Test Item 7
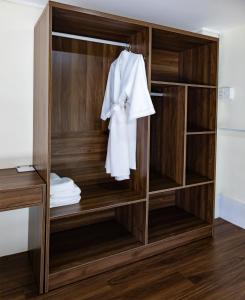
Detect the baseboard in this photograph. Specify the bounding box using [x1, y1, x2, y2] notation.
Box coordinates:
[217, 194, 245, 229]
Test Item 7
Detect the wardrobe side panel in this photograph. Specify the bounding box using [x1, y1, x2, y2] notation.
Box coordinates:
[33, 6, 51, 183]
[33, 5, 51, 293]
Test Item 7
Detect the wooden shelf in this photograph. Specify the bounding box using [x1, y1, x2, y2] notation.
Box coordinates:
[151, 81, 217, 89]
[50, 219, 143, 274]
[50, 182, 145, 220]
[149, 172, 182, 193]
[186, 171, 213, 186]
[148, 206, 209, 243]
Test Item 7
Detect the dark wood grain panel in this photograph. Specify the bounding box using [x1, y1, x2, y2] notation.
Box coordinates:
[152, 49, 180, 82]
[180, 42, 218, 86]
[0, 169, 46, 294]
[49, 220, 143, 274]
[129, 29, 150, 199]
[149, 191, 176, 211]
[33, 7, 51, 290]
[50, 209, 115, 233]
[148, 206, 208, 243]
[115, 202, 147, 243]
[0, 169, 45, 191]
[176, 184, 214, 224]
[152, 28, 214, 52]
[186, 134, 215, 184]
[28, 203, 45, 294]
[51, 37, 118, 138]
[152, 28, 218, 85]
[0, 187, 42, 212]
[51, 35, 149, 196]
[187, 87, 217, 132]
[52, 6, 148, 43]
[150, 85, 185, 191]
[149, 173, 182, 192]
[33, 5, 51, 183]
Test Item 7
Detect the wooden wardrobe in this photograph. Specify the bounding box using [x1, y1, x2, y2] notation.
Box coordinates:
[34, 1, 218, 292]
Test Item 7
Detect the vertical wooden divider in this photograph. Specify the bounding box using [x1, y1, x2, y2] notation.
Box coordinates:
[183, 86, 188, 186]
[129, 27, 152, 245]
[145, 26, 152, 244]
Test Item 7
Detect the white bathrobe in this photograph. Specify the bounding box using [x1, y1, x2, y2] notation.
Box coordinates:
[101, 50, 155, 181]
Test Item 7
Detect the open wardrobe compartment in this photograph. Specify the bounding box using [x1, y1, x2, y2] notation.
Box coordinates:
[33, 1, 218, 292]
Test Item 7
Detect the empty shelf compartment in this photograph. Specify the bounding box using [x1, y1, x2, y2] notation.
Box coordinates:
[151, 28, 218, 85]
[150, 84, 185, 192]
[50, 202, 146, 274]
[186, 134, 215, 185]
[187, 87, 217, 133]
[148, 185, 213, 243]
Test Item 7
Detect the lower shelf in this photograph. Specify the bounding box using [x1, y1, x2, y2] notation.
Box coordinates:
[149, 172, 181, 192]
[148, 206, 209, 243]
[50, 219, 143, 274]
[186, 171, 213, 185]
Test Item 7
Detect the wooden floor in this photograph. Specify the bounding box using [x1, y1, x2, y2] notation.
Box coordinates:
[1, 219, 245, 300]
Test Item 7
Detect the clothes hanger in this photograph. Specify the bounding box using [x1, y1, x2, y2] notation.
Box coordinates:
[124, 44, 132, 52]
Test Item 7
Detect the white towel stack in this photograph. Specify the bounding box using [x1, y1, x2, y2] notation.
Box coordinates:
[50, 173, 81, 208]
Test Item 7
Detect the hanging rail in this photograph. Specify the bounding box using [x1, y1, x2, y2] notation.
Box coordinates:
[52, 32, 130, 48]
[150, 92, 164, 97]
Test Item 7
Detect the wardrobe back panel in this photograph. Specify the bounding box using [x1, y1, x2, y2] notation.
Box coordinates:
[51, 36, 121, 185]
[150, 85, 185, 185]
[176, 184, 214, 224]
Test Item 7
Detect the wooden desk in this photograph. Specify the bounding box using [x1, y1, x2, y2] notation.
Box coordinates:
[0, 168, 46, 294]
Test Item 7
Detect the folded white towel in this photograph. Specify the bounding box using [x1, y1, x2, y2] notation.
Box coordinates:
[50, 195, 81, 208]
[50, 172, 60, 182]
[52, 185, 81, 198]
[51, 189, 81, 202]
[50, 177, 75, 195]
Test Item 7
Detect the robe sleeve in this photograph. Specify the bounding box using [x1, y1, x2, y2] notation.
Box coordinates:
[101, 63, 115, 121]
[126, 55, 155, 121]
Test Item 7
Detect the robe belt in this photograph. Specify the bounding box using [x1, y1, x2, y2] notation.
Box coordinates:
[108, 102, 127, 130]
[110, 103, 125, 115]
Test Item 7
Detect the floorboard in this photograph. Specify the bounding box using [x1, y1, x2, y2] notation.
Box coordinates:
[1, 219, 245, 300]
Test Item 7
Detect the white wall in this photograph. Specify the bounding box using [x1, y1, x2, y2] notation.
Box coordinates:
[0, 1, 42, 256]
[216, 25, 245, 222]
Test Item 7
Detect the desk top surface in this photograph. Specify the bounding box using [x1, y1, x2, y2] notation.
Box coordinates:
[0, 168, 45, 192]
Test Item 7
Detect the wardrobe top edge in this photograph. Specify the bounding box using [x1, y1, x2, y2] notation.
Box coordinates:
[45, 1, 218, 43]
